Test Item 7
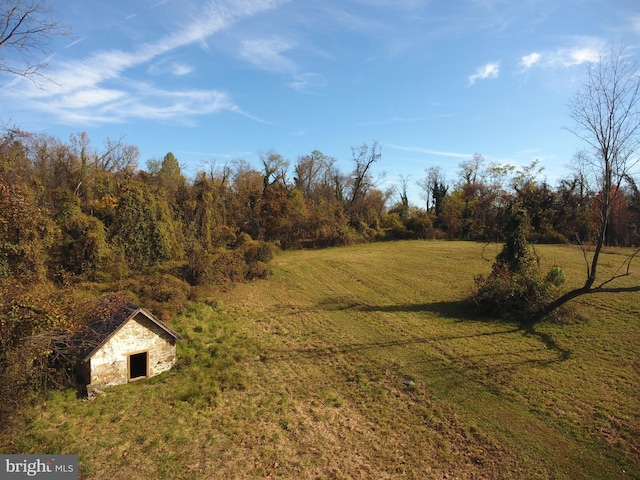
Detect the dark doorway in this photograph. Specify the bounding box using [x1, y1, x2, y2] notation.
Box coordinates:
[129, 352, 148, 380]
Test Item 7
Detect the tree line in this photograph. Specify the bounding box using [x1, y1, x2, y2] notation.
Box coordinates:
[2, 130, 640, 290]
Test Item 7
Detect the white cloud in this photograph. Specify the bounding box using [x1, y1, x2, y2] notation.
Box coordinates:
[17, 82, 238, 126]
[122, 88, 235, 121]
[2, 0, 289, 124]
[239, 36, 296, 72]
[63, 88, 126, 108]
[147, 61, 194, 76]
[171, 63, 193, 76]
[555, 46, 600, 67]
[521, 52, 541, 69]
[65, 36, 88, 49]
[520, 38, 604, 71]
[468, 61, 500, 85]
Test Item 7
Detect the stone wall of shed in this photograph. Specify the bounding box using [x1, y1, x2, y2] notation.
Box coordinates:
[88, 313, 177, 389]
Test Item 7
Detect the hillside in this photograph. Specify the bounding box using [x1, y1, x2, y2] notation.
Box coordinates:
[4, 241, 639, 479]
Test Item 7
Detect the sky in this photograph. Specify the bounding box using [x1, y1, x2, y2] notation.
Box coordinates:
[2, 0, 640, 205]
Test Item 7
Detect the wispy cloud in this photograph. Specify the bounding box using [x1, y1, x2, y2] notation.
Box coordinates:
[386, 144, 472, 159]
[288, 72, 327, 93]
[19, 82, 238, 126]
[520, 37, 604, 70]
[147, 61, 194, 76]
[2, 0, 288, 125]
[468, 61, 500, 85]
[239, 35, 296, 72]
[521, 52, 541, 69]
[65, 36, 88, 49]
[173, 63, 193, 76]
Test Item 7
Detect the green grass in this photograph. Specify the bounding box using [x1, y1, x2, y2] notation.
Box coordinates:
[3, 241, 639, 479]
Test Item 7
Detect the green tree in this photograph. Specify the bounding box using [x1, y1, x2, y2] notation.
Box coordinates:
[0, 167, 58, 282]
[58, 211, 109, 278]
[160, 151, 181, 178]
[110, 180, 181, 267]
[260, 152, 292, 243]
[494, 207, 536, 274]
[230, 160, 264, 239]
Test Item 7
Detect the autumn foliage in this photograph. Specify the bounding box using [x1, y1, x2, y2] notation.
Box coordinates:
[1, 127, 640, 427]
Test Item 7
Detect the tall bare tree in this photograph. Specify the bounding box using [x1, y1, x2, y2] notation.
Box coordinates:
[418, 166, 448, 214]
[539, 46, 640, 318]
[0, 0, 67, 80]
[347, 142, 382, 223]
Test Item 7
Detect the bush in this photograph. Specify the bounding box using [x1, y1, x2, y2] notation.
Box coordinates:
[184, 235, 276, 285]
[380, 213, 409, 240]
[117, 273, 191, 320]
[237, 236, 277, 280]
[546, 265, 566, 287]
[406, 213, 433, 239]
[472, 266, 565, 320]
[0, 283, 79, 432]
[471, 206, 566, 320]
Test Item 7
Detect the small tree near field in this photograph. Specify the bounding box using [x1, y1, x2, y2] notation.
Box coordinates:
[471, 206, 565, 320]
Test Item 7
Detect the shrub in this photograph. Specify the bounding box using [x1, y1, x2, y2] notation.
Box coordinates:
[237, 236, 276, 280]
[184, 235, 276, 286]
[0, 283, 79, 431]
[380, 213, 409, 240]
[471, 206, 566, 320]
[546, 265, 566, 287]
[117, 273, 191, 320]
[406, 213, 434, 239]
[472, 266, 565, 320]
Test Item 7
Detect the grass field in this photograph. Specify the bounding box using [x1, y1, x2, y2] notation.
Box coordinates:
[3, 241, 640, 479]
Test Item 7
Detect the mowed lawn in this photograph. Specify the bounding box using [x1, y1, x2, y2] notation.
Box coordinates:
[5, 241, 640, 479]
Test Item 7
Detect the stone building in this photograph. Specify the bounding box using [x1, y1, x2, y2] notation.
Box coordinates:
[78, 295, 182, 391]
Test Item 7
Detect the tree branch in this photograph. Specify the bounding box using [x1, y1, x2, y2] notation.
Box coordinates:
[0, 0, 69, 81]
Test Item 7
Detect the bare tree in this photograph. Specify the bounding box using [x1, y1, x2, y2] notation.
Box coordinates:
[0, 0, 68, 80]
[346, 141, 384, 224]
[458, 153, 485, 188]
[261, 152, 289, 191]
[539, 46, 640, 318]
[93, 136, 139, 174]
[348, 142, 381, 207]
[418, 166, 448, 213]
[393, 174, 410, 219]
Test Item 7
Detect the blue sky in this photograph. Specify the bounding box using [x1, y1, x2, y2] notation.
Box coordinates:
[2, 0, 640, 204]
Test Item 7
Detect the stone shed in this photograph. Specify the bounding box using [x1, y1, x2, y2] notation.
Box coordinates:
[78, 295, 182, 391]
